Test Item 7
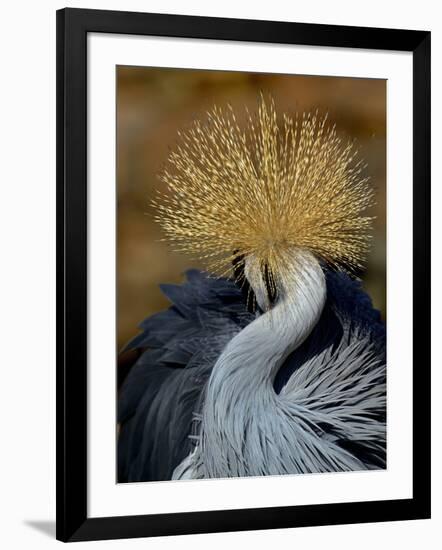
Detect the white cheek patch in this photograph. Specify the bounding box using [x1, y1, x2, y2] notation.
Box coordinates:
[244, 256, 270, 312]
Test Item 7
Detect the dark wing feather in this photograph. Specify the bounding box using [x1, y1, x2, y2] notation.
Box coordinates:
[274, 270, 386, 392]
[274, 270, 386, 469]
[118, 270, 253, 481]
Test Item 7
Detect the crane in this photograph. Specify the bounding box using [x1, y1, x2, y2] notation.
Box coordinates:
[118, 97, 386, 482]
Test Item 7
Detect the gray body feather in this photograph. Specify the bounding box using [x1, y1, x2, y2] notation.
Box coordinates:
[118, 268, 386, 482]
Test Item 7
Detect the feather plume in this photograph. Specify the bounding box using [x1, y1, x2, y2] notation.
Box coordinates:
[153, 96, 374, 285]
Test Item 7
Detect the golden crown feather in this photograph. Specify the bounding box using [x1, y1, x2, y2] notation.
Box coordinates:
[153, 96, 374, 283]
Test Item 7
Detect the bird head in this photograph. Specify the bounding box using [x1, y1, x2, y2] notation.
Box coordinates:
[154, 96, 374, 311]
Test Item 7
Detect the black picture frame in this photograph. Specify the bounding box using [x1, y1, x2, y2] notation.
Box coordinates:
[56, 7, 431, 542]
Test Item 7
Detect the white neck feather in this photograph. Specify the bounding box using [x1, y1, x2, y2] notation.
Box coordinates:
[195, 249, 327, 477]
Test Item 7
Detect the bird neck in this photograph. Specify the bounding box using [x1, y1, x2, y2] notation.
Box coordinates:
[197, 250, 326, 477]
[215, 250, 326, 383]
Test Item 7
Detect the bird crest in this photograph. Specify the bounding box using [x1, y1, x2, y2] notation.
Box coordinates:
[153, 96, 374, 289]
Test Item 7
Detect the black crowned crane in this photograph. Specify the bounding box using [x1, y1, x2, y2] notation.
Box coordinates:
[118, 98, 386, 482]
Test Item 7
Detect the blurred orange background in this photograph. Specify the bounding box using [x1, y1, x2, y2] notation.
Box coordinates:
[117, 66, 386, 350]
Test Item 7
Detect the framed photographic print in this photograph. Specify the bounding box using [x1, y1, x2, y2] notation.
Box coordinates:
[56, 7, 431, 542]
